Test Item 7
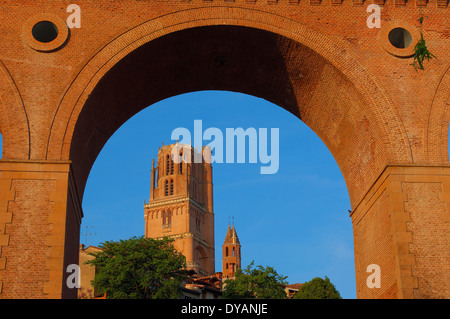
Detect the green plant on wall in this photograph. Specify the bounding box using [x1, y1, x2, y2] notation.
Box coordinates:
[411, 16, 436, 70]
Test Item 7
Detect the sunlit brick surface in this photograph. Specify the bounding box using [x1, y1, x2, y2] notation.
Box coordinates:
[0, 0, 449, 298]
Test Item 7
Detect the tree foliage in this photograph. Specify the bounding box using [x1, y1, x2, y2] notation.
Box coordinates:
[411, 16, 436, 70]
[411, 34, 436, 70]
[221, 261, 288, 299]
[86, 236, 187, 299]
[293, 276, 342, 299]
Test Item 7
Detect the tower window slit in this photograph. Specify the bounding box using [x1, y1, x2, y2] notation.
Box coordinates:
[166, 155, 170, 175]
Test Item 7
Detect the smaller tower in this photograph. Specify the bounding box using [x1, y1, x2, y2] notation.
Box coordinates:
[222, 223, 241, 280]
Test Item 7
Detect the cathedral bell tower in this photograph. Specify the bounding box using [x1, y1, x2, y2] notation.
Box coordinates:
[144, 143, 215, 276]
[222, 223, 241, 280]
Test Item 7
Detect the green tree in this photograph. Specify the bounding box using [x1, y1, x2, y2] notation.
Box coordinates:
[86, 236, 187, 299]
[222, 261, 288, 299]
[293, 276, 342, 299]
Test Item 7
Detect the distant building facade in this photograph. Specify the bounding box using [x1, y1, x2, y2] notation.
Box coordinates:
[144, 143, 215, 276]
[222, 224, 241, 280]
[78, 245, 104, 299]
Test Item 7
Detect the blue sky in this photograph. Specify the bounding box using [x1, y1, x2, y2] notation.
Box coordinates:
[0, 90, 356, 298]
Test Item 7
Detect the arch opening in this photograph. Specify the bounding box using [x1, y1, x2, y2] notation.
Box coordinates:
[80, 90, 355, 298]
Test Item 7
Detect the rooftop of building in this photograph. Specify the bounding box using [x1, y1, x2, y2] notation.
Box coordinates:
[223, 224, 240, 245]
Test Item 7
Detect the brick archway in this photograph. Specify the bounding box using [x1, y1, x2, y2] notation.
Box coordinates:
[0, 2, 449, 299]
[45, 7, 412, 206]
[427, 66, 450, 163]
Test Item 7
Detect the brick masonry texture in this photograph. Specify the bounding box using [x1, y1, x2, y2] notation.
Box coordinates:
[351, 166, 450, 299]
[404, 182, 450, 298]
[0, 0, 449, 298]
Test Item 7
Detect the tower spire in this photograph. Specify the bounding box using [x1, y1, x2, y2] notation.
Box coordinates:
[222, 222, 241, 279]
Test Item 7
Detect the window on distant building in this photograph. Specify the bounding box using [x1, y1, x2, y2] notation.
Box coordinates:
[165, 180, 169, 196]
[162, 211, 172, 228]
[166, 155, 170, 175]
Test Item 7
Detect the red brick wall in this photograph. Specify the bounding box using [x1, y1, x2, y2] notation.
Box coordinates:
[404, 182, 450, 298]
[2, 179, 54, 298]
[352, 166, 450, 299]
[353, 189, 397, 299]
[0, 161, 72, 298]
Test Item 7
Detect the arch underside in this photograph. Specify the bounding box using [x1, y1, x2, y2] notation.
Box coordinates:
[65, 24, 406, 208]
